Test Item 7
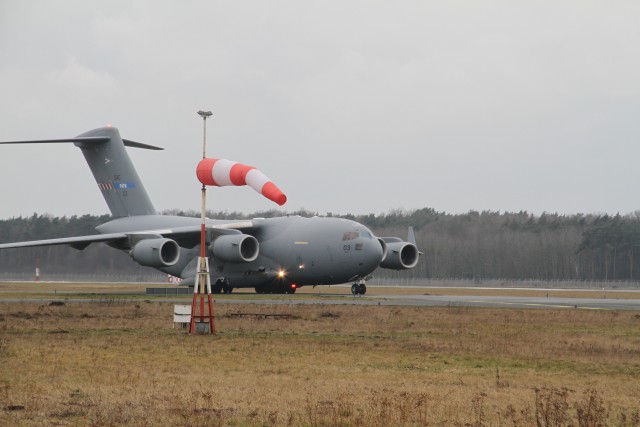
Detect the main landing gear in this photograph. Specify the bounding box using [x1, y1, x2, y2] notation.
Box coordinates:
[351, 280, 367, 295]
[212, 278, 233, 294]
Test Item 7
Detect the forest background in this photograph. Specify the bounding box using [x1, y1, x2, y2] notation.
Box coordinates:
[1, 208, 640, 283]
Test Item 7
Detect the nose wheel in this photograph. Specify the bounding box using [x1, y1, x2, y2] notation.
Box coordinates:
[351, 280, 367, 295]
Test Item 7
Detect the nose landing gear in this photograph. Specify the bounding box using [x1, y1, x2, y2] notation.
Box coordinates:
[351, 280, 367, 295]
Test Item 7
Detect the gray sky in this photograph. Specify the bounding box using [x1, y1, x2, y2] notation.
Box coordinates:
[1, 1, 640, 219]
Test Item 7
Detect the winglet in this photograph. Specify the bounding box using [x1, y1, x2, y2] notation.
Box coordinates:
[407, 226, 423, 255]
[407, 226, 416, 245]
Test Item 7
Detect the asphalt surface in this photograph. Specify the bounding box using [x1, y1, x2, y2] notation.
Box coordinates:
[215, 294, 640, 310]
[2, 293, 640, 310]
[369, 294, 640, 310]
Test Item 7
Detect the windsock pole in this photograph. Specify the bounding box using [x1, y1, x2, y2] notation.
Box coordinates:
[189, 110, 216, 335]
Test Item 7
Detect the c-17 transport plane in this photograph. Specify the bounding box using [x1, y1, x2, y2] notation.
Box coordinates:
[0, 127, 420, 294]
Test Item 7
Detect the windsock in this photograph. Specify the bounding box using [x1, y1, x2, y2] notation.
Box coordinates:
[196, 158, 287, 206]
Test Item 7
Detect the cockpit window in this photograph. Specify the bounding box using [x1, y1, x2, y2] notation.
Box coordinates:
[359, 230, 372, 239]
[342, 231, 359, 241]
[342, 230, 373, 240]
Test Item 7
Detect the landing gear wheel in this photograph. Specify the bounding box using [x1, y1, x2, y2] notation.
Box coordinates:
[212, 280, 223, 294]
[222, 281, 233, 294]
[285, 286, 296, 294]
[351, 282, 367, 295]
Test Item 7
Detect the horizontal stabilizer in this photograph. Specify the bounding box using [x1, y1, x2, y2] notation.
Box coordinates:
[0, 137, 163, 150]
[122, 139, 164, 150]
[0, 137, 109, 145]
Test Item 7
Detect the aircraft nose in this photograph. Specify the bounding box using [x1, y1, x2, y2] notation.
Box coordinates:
[365, 238, 385, 269]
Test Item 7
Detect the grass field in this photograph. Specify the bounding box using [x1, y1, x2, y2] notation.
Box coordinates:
[1, 286, 640, 425]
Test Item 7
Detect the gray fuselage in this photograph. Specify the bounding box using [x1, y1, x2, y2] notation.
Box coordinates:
[97, 214, 384, 289]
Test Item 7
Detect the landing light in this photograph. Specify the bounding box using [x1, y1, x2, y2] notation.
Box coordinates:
[277, 269, 286, 278]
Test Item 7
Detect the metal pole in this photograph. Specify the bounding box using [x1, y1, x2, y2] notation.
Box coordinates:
[190, 110, 215, 335]
[196, 110, 212, 261]
[197, 111, 212, 239]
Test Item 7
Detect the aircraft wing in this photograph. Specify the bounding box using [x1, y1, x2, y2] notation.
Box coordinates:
[0, 222, 253, 251]
[0, 232, 129, 250]
[129, 223, 249, 248]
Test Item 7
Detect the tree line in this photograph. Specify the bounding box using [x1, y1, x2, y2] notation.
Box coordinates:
[2, 209, 640, 282]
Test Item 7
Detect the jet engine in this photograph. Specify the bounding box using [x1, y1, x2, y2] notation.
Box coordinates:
[209, 234, 259, 263]
[130, 238, 180, 267]
[379, 241, 419, 270]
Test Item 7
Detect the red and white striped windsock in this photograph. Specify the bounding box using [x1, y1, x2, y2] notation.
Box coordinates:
[196, 158, 287, 206]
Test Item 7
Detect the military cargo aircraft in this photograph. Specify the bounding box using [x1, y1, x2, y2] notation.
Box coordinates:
[0, 127, 420, 294]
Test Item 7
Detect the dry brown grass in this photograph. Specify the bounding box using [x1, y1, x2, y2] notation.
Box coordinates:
[1, 300, 640, 426]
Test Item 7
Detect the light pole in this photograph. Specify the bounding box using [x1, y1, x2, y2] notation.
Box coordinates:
[189, 110, 215, 334]
[197, 110, 213, 250]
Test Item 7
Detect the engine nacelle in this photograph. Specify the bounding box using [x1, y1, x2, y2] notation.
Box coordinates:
[130, 238, 180, 268]
[377, 238, 388, 261]
[380, 241, 419, 270]
[209, 234, 259, 263]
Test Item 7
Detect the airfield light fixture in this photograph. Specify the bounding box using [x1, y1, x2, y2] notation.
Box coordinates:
[197, 111, 213, 159]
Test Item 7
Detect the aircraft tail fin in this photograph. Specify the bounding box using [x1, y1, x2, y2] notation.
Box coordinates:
[0, 127, 160, 218]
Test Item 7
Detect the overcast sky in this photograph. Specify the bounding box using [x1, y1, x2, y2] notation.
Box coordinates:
[1, 1, 639, 219]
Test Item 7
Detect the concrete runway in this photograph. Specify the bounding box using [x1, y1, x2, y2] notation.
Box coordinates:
[4, 293, 638, 311]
